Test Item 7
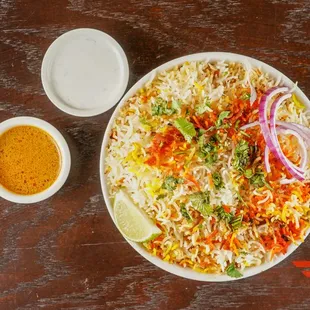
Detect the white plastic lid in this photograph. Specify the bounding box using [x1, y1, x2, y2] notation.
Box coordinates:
[41, 28, 129, 117]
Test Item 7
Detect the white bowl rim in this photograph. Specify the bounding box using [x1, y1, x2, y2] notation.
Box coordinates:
[41, 28, 130, 117]
[100, 52, 310, 282]
[0, 116, 71, 204]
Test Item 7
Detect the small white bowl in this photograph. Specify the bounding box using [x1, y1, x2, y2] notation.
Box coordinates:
[0, 117, 71, 204]
[41, 28, 129, 117]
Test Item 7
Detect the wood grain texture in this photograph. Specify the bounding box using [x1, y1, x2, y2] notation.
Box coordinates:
[0, 0, 310, 309]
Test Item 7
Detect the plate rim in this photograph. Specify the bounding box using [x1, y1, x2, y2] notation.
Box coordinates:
[99, 52, 310, 282]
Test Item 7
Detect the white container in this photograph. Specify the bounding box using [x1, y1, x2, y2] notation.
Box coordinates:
[0, 117, 71, 204]
[41, 28, 129, 117]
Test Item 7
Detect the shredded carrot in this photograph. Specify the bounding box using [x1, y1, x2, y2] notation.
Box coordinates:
[185, 173, 201, 191]
[192, 116, 204, 129]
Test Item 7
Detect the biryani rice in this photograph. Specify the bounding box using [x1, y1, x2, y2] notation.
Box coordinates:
[105, 60, 310, 276]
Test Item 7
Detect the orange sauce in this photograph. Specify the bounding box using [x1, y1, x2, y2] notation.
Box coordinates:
[0, 126, 61, 195]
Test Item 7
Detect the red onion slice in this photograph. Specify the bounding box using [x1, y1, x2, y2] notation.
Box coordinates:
[276, 128, 308, 170]
[241, 120, 310, 147]
[269, 94, 305, 180]
[280, 178, 296, 185]
[240, 121, 259, 130]
[258, 87, 289, 152]
[241, 120, 309, 183]
[277, 121, 310, 147]
[264, 147, 271, 173]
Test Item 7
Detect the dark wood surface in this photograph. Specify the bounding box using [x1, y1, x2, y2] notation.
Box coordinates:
[0, 0, 310, 309]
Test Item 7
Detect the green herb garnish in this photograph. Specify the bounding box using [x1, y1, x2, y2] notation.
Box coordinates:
[233, 140, 250, 171]
[240, 93, 251, 101]
[190, 191, 213, 216]
[174, 118, 196, 142]
[195, 98, 212, 115]
[212, 172, 223, 190]
[244, 168, 254, 179]
[198, 135, 218, 165]
[215, 205, 233, 222]
[198, 128, 206, 137]
[216, 111, 230, 128]
[180, 203, 192, 221]
[240, 130, 250, 138]
[210, 134, 219, 143]
[152, 97, 178, 116]
[236, 191, 246, 205]
[226, 263, 243, 278]
[201, 142, 216, 154]
[249, 170, 272, 190]
[205, 152, 218, 165]
[171, 100, 182, 111]
[162, 176, 183, 191]
[230, 215, 243, 230]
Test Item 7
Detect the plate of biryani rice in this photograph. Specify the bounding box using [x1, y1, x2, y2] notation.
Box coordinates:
[100, 52, 310, 281]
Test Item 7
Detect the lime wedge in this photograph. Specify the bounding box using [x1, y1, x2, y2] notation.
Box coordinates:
[113, 190, 162, 242]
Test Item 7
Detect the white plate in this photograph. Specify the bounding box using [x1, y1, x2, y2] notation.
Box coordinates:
[100, 52, 310, 281]
[41, 28, 129, 117]
[0, 117, 71, 204]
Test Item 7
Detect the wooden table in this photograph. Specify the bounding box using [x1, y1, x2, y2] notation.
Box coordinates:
[0, 0, 309, 309]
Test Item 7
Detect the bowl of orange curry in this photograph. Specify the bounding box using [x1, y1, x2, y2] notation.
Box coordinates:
[0, 117, 71, 203]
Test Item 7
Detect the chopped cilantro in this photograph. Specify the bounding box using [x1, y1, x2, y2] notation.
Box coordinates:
[249, 169, 272, 190]
[198, 128, 206, 137]
[190, 191, 210, 204]
[174, 118, 196, 142]
[171, 100, 182, 111]
[180, 203, 192, 221]
[240, 93, 251, 101]
[198, 135, 218, 165]
[215, 111, 230, 128]
[162, 176, 183, 191]
[215, 205, 233, 222]
[190, 191, 213, 216]
[226, 263, 243, 278]
[240, 130, 250, 138]
[244, 168, 254, 179]
[230, 215, 243, 230]
[209, 134, 219, 143]
[195, 98, 212, 115]
[233, 140, 250, 171]
[201, 142, 216, 154]
[234, 119, 240, 129]
[236, 191, 246, 205]
[152, 97, 178, 116]
[212, 172, 223, 190]
[205, 152, 218, 165]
